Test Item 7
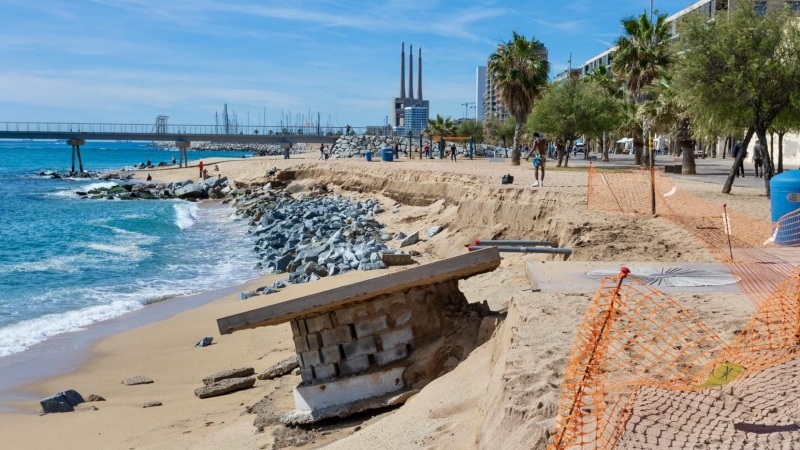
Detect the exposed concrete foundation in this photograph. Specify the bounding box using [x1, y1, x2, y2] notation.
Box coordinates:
[219, 248, 501, 423]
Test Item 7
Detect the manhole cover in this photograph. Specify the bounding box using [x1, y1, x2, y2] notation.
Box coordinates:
[585, 267, 740, 287]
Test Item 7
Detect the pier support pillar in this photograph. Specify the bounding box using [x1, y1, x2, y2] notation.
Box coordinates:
[67, 139, 86, 173]
[176, 141, 190, 168]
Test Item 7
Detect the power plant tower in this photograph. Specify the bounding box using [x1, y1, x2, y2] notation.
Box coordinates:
[392, 42, 429, 129]
[400, 42, 406, 99]
[409, 45, 414, 100]
[417, 47, 423, 100]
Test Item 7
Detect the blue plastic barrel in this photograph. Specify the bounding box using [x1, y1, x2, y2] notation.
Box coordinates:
[770, 170, 800, 244]
[365, 151, 373, 162]
[381, 147, 394, 162]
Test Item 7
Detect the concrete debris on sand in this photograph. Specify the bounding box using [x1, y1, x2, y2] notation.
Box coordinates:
[40, 390, 85, 414]
[195, 377, 256, 399]
[122, 376, 154, 386]
[257, 356, 299, 380]
[203, 367, 256, 386]
[142, 401, 162, 408]
[86, 394, 106, 402]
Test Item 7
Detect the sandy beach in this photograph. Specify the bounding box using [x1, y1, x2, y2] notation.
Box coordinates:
[0, 152, 772, 449]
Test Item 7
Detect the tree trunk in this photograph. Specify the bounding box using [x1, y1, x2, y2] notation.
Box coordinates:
[756, 125, 773, 197]
[778, 131, 785, 174]
[602, 131, 609, 162]
[722, 136, 730, 160]
[511, 116, 523, 166]
[565, 140, 571, 168]
[681, 139, 697, 174]
[633, 137, 644, 165]
[557, 141, 565, 167]
[722, 125, 755, 194]
[770, 131, 775, 168]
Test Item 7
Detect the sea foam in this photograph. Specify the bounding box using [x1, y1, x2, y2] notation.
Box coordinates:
[174, 203, 198, 229]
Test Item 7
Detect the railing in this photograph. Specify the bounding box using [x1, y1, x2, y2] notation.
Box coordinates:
[0, 122, 369, 136]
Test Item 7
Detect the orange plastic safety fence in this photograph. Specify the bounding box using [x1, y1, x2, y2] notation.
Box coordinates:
[551, 268, 800, 449]
[550, 273, 728, 450]
[587, 165, 795, 307]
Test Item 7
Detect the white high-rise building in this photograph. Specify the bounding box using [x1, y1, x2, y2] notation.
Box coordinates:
[404, 106, 428, 133]
[476, 66, 486, 120]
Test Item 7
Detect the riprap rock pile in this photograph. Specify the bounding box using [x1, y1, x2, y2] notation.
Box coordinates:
[234, 185, 401, 285]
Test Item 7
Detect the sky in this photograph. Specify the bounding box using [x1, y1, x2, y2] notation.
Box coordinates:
[0, 0, 697, 127]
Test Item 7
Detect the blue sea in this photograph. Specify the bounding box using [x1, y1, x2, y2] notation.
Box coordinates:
[0, 141, 262, 358]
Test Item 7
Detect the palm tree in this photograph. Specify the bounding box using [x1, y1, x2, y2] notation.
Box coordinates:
[641, 67, 696, 174]
[425, 114, 456, 157]
[488, 32, 550, 165]
[425, 114, 456, 137]
[611, 12, 672, 165]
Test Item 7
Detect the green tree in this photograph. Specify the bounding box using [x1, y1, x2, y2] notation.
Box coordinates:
[585, 65, 624, 161]
[456, 119, 483, 142]
[641, 67, 697, 174]
[674, 0, 800, 196]
[425, 114, 457, 137]
[483, 117, 516, 148]
[611, 11, 672, 165]
[527, 78, 622, 167]
[488, 32, 550, 165]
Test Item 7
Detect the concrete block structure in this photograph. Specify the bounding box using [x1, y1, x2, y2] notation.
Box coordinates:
[217, 248, 501, 423]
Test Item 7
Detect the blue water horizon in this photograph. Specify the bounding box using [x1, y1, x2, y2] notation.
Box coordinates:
[0, 140, 262, 358]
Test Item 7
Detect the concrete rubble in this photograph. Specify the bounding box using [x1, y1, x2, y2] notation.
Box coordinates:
[202, 367, 255, 386]
[217, 248, 502, 423]
[122, 376, 154, 386]
[195, 377, 256, 399]
[257, 356, 300, 380]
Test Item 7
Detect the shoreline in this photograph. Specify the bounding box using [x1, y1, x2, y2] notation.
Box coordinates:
[0, 153, 776, 449]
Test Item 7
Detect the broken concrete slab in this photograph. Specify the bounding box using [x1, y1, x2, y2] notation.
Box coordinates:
[399, 231, 419, 248]
[202, 367, 255, 386]
[257, 356, 300, 380]
[293, 367, 406, 412]
[122, 376, 153, 386]
[217, 248, 501, 333]
[379, 252, 413, 266]
[195, 377, 256, 399]
[142, 401, 162, 408]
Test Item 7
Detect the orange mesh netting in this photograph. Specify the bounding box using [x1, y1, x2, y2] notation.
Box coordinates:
[550, 268, 800, 449]
[586, 165, 799, 306]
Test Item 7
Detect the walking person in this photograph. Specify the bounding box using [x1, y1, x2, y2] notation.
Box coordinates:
[753, 140, 764, 178]
[198, 160, 204, 178]
[525, 132, 548, 187]
[450, 143, 457, 161]
[733, 141, 745, 177]
[319, 144, 326, 160]
[171, 156, 176, 165]
[424, 144, 430, 159]
[394, 142, 399, 159]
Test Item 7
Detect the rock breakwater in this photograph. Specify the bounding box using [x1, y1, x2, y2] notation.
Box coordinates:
[329, 134, 503, 158]
[150, 141, 310, 156]
[233, 183, 403, 286]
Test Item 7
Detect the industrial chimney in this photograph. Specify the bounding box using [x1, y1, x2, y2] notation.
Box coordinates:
[400, 42, 406, 99]
[409, 45, 414, 100]
[417, 48, 422, 100]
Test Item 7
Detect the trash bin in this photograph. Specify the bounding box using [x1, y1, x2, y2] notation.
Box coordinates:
[770, 170, 800, 245]
[380, 147, 394, 162]
[365, 151, 373, 162]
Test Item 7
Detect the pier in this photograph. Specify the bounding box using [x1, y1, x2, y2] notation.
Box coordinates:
[0, 121, 353, 172]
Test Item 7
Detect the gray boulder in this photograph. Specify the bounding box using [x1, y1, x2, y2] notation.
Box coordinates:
[399, 231, 419, 248]
[427, 226, 444, 237]
[40, 390, 85, 414]
[195, 377, 256, 399]
[175, 183, 205, 199]
[358, 261, 388, 271]
[239, 291, 258, 300]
